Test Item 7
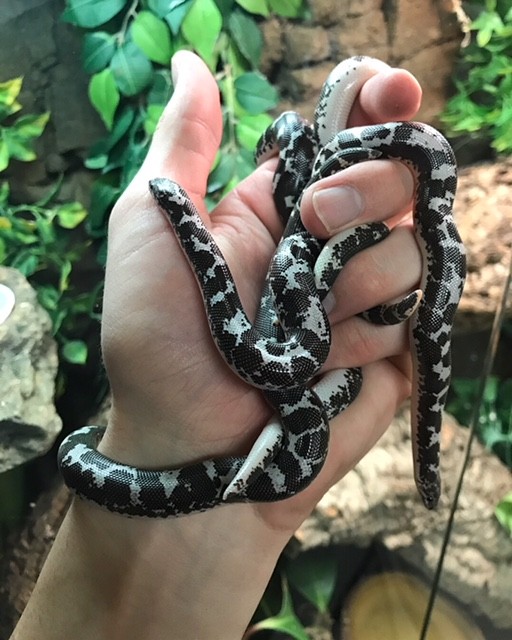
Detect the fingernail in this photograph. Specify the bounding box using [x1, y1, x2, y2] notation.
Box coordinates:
[312, 186, 363, 233]
[171, 54, 180, 85]
[322, 291, 336, 315]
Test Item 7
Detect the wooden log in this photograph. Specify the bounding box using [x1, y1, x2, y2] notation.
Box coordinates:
[296, 406, 512, 636]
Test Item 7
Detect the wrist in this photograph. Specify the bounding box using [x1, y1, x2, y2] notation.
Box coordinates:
[69, 498, 287, 638]
[15, 496, 288, 640]
[97, 402, 213, 470]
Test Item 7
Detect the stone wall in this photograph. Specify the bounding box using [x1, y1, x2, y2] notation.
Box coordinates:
[0, 1, 464, 204]
[0, 0, 103, 204]
[262, 0, 464, 125]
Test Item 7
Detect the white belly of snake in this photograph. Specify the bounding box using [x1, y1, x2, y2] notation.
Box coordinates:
[58, 56, 466, 517]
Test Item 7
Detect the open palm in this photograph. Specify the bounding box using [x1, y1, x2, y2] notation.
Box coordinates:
[99, 51, 422, 529]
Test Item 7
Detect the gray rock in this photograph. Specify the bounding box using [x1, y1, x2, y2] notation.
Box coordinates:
[0, 267, 61, 473]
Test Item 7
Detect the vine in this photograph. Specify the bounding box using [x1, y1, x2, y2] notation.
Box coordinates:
[0, 78, 93, 366]
[441, 0, 512, 153]
[63, 0, 306, 264]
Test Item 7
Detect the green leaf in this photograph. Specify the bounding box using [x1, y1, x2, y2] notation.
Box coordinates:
[144, 103, 165, 135]
[236, 113, 272, 150]
[3, 116, 49, 162]
[497, 378, 512, 417]
[235, 0, 269, 16]
[110, 41, 154, 96]
[207, 152, 236, 192]
[88, 180, 120, 236]
[96, 237, 108, 266]
[181, 0, 223, 69]
[62, 339, 88, 365]
[165, 0, 194, 35]
[55, 202, 88, 229]
[207, 147, 255, 196]
[0, 181, 9, 205]
[234, 72, 278, 114]
[147, 69, 173, 105]
[496, 492, 512, 535]
[35, 214, 56, 245]
[102, 106, 136, 150]
[0, 77, 23, 119]
[59, 259, 73, 292]
[0, 77, 22, 106]
[148, 0, 174, 16]
[0, 237, 6, 264]
[267, 0, 302, 17]
[131, 11, 173, 65]
[119, 140, 148, 186]
[492, 99, 512, 152]
[89, 69, 120, 130]
[82, 32, 116, 73]
[11, 112, 50, 140]
[228, 10, 263, 65]
[0, 137, 9, 172]
[62, 0, 128, 28]
[88, 108, 141, 175]
[248, 579, 309, 640]
[225, 40, 250, 80]
[233, 148, 255, 182]
[11, 250, 39, 276]
[215, 0, 235, 16]
[286, 552, 338, 614]
[91, 110, 144, 178]
[85, 142, 108, 170]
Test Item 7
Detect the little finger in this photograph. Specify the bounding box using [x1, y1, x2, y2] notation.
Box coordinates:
[323, 224, 422, 323]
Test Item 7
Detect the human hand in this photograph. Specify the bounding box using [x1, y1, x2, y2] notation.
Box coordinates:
[13, 52, 425, 640]
[99, 51, 422, 533]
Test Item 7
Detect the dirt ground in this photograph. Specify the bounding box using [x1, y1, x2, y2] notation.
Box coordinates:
[455, 157, 512, 331]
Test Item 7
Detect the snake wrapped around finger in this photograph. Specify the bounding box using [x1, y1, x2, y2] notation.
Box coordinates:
[58, 56, 466, 517]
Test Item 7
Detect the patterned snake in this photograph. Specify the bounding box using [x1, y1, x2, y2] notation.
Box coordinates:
[58, 56, 466, 517]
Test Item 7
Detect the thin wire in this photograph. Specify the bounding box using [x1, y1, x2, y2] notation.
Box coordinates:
[419, 249, 512, 640]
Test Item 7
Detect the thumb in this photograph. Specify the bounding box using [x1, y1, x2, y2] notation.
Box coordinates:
[130, 51, 223, 213]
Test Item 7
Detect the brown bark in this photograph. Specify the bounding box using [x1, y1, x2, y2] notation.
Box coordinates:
[0, 483, 71, 639]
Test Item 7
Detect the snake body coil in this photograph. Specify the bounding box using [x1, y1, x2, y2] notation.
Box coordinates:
[58, 57, 466, 517]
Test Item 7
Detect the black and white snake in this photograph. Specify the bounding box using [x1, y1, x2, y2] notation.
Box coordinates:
[58, 56, 466, 517]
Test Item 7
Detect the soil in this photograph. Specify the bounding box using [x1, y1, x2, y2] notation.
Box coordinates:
[454, 157, 512, 332]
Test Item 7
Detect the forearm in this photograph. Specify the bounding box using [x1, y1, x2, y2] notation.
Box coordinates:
[12, 497, 286, 640]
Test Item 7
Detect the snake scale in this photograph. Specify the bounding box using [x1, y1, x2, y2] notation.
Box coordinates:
[58, 56, 466, 517]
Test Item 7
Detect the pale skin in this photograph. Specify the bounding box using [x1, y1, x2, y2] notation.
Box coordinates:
[12, 52, 423, 640]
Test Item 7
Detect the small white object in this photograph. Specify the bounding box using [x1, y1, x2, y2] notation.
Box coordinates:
[223, 419, 284, 501]
[0, 284, 15, 324]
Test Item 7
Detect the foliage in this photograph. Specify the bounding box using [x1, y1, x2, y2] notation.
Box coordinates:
[246, 553, 338, 638]
[1, 0, 305, 372]
[0, 78, 95, 365]
[447, 376, 512, 466]
[447, 375, 512, 533]
[0, 78, 49, 171]
[62, 0, 306, 264]
[495, 491, 512, 536]
[441, 0, 512, 153]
